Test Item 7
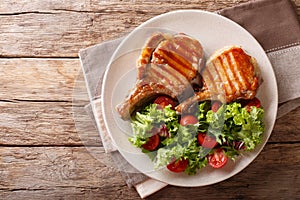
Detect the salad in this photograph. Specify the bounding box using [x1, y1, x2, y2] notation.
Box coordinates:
[129, 96, 264, 175]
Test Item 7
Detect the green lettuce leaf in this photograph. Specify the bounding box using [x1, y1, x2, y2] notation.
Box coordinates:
[205, 101, 264, 151]
[154, 125, 208, 175]
[129, 100, 265, 175]
[129, 104, 179, 148]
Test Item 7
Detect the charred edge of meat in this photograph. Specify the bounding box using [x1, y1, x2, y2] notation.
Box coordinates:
[175, 88, 212, 114]
[116, 82, 177, 120]
[128, 94, 176, 119]
[190, 72, 203, 92]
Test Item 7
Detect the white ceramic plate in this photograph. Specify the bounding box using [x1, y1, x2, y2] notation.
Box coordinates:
[101, 10, 278, 187]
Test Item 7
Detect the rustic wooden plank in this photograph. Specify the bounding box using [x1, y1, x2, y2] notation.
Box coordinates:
[0, 0, 254, 14]
[0, 101, 100, 146]
[0, 189, 138, 200]
[0, 144, 298, 199]
[0, 58, 99, 146]
[0, 59, 80, 101]
[1, 0, 298, 15]
[0, 146, 140, 199]
[271, 106, 300, 143]
[5, 0, 300, 57]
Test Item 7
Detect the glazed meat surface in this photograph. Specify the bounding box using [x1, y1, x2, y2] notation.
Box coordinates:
[175, 46, 261, 113]
[151, 33, 203, 81]
[117, 32, 204, 120]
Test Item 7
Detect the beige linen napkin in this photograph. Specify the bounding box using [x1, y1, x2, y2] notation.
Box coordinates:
[79, 0, 300, 198]
[79, 40, 168, 198]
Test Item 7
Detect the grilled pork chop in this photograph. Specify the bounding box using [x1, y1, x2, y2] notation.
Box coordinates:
[117, 32, 204, 120]
[175, 46, 261, 113]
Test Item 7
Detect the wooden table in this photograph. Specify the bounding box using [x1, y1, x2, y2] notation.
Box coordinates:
[1, 1, 299, 199]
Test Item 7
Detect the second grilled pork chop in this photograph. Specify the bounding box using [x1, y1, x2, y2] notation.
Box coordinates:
[175, 46, 261, 113]
[117, 32, 204, 120]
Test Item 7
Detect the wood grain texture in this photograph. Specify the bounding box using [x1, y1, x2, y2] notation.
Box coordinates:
[0, 59, 79, 101]
[2, 0, 299, 58]
[271, 107, 300, 143]
[0, 58, 99, 146]
[0, 101, 101, 146]
[0, 144, 299, 199]
[0, 0, 299, 199]
[0, 147, 140, 199]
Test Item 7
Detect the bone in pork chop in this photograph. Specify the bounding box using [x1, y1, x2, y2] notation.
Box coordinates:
[117, 32, 204, 120]
[175, 46, 261, 113]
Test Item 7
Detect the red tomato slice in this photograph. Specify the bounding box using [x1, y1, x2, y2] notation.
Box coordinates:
[154, 96, 175, 109]
[180, 115, 198, 126]
[142, 134, 160, 151]
[211, 101, 222, 112]
[197, 133, 218, 149]
[208, 148, 228, 169]
[245, 97, 261, 112]
[167, 158, 189, 173]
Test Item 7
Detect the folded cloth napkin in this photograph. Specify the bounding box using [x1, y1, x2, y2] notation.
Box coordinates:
[79, 0, 300, 198]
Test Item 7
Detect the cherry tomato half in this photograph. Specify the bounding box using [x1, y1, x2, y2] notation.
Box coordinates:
[180, 115, 198, 126]
[167, 158, 189, 173]
[197, 133, 218, 149]
[245, 97, 261, 112]
[142, 134, 160, 151]
[207, 148, 228, 169]
[211, 101, 222, 112]
[154, 96, 175, 109]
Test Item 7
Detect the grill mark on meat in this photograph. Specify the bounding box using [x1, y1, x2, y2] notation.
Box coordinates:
[227, 52, 243, 96]
[142, 63, 191, 98]
[152, 50, 186, 75]
[202, 68, 216, 95]
[242, 51, 256, 90]
[212, 57, 229, 99]
[171, 38, 202, 66]
[212, 59, 227, 99]
[166, 41, 196, 66]
[153, 48, 196, 81]
[205, 61, 222, 96]
[217, 56, 234, 98]
[222, 53, 238, 97]
[137, 33, 169, 79]
[159, 64, 189, 87]
[231, 48, 256, 90]
[154, 43, 192, 69]
[162, 65, 189, 90]
[173, 34, 202, 55]
[174, 41, 202, 70]
[148, 66, 178, 92]
[237, 51, 251, 89]
[228, 51, 247, 93]
[139, 49, 151, 65]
